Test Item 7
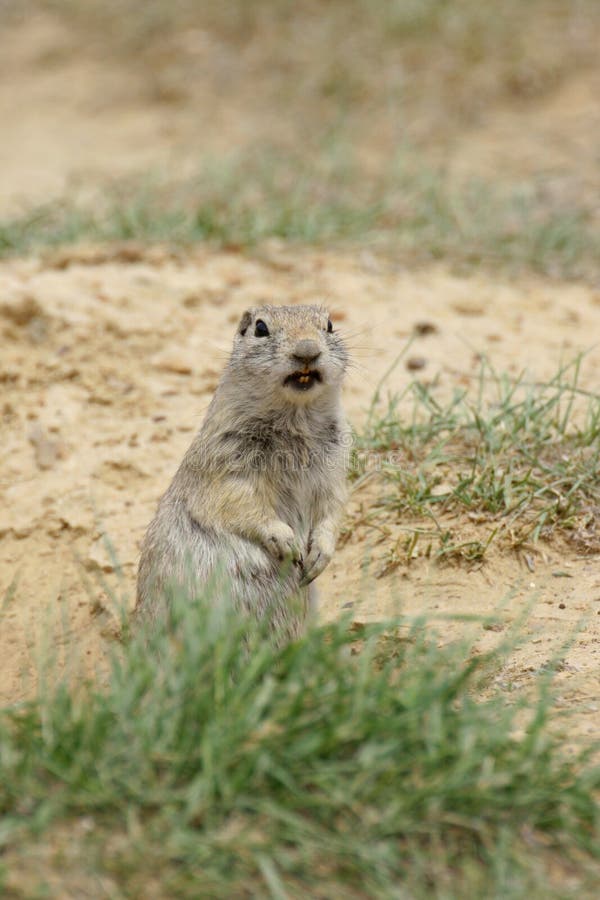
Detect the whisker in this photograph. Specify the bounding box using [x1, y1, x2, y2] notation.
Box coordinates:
[343, 346, 388, 356]
[337, 327, 373, 341]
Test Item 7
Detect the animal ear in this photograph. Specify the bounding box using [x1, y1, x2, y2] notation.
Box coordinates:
[238, 310, 252, 336]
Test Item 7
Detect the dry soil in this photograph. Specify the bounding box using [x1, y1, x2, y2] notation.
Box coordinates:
[0, 10, 598, 748]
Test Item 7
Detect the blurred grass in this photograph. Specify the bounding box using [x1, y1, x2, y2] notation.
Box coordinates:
[1, 591, 599, 897]
[1, 2, 598, 276]
[39, 0, 600, 117]
[1, 152, 598, 279]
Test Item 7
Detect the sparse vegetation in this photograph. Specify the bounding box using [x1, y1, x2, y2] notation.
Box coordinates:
[2, 2, 600, 895]
[2, 0, 599, 278]
[1, 155, 598, 279]
[0, 593, 598, 897]
[352, 355, 600, 563]
[39, 0, 600, 120]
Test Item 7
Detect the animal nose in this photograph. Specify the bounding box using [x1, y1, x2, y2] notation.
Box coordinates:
[291, 339, 321, 367]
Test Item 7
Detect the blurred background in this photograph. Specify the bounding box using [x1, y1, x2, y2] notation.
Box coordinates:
[1, 0, 599, 278]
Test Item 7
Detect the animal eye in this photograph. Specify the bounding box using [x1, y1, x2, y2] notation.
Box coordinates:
[327, 319, 333, 333]
[254, 319, 270, 337]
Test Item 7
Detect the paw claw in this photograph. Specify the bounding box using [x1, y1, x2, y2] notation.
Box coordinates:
[301, 539, 333, 586]
[264, 522, 301, 564]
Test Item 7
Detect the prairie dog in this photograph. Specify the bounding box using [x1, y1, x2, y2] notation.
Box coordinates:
[136, 304, 349, 640]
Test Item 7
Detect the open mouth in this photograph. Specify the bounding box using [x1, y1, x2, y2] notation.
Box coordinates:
[283, 369, 323, 391]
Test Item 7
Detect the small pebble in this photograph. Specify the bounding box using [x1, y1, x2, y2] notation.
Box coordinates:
[406, 356, 426, 371]
[413, 321, 438, 336]
[558, 603, 566, 609]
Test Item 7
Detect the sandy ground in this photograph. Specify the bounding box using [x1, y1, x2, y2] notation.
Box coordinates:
[0, 11, 598, 748]
[1, 245, 599, 745]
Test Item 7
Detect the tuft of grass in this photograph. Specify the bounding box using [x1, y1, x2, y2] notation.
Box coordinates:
[1, 154, 598, 279]
[0, 156, 382, 254]
[352, 355, 600, 563]
[0, 591, 599, 897]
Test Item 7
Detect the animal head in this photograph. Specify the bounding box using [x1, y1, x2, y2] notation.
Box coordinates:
[231, 304, 348, 407]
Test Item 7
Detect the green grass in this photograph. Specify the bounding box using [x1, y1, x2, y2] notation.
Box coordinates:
[1, 154, 598, 279]
[0, 157, 383, 253]
[0, 591, 598, 897]
[351, 355, 600, 563]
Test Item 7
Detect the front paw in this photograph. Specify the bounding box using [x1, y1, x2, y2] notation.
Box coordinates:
[300, 530, 335, 586]
[263, 521, 302, 565]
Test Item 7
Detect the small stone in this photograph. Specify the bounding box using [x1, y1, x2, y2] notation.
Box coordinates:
[451, 299, 485, 316]
[558, 603, 566, 609]
[413, 321, 438, 336]
[405, 356, 426, 372]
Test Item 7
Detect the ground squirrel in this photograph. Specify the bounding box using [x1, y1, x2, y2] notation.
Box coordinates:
[136, 304, 349, 640]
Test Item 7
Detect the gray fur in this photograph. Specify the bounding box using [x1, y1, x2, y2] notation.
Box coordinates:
[136, 304, 349, 641]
